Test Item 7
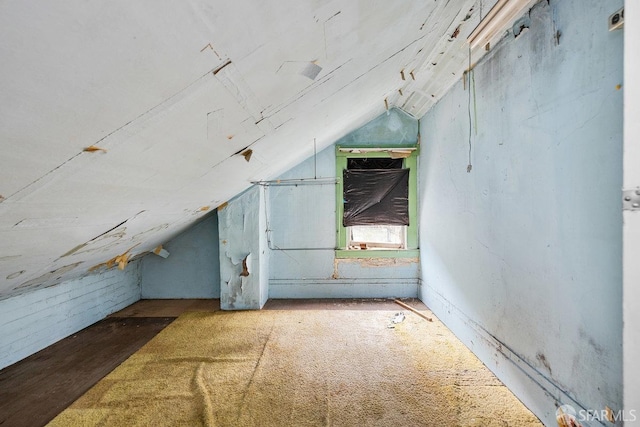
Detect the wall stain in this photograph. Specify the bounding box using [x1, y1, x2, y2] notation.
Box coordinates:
[536, 352, 552, 375]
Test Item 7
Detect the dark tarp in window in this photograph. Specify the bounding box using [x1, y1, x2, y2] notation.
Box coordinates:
[347, 158, 403, 170]
[343, 168, 409, 226]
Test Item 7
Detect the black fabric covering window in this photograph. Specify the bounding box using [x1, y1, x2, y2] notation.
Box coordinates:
[343, 168, 409, 226]
[347, 158, 403, 170]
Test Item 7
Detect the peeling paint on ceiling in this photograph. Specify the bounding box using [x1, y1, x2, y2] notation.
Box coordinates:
[0, 0, 512, 299]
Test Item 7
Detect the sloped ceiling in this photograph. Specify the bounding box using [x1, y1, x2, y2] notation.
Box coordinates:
[0, 0, 499, 299]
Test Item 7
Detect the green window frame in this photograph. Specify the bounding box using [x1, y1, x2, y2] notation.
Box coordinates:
[335, 145, 419, 258]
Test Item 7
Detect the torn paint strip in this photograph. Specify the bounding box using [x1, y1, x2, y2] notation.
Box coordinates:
[83, 145, 107, 153]
[153, 245, 170, 259]
[241, 149, 253, 162]
[240, 253, 251, 277]
[212, 60, 232, 76]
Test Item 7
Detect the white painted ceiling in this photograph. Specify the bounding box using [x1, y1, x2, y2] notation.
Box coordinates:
[0, 0, 505, 299]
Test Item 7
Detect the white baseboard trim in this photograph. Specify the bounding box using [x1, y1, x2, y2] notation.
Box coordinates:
[269, 278, 419, 299]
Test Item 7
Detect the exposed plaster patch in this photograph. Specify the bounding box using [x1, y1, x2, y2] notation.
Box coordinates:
[451, 25, 461, 39]
[115, 251, 130, 270]
[89, 245, 139, 272]
[0, 195, 5, 203]
[331, 258, 340, 279]
[83, 145, 107, 153]
[199, 206, 211, 212]
[241, 149, 253, 162]
[240, 254, 251, 277]
[332, 256, 418, 278]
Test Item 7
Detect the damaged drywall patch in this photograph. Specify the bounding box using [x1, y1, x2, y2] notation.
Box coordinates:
[342, 257, 419, 268]
[221, 251, 250, 308]
[331, 257, 419, 278]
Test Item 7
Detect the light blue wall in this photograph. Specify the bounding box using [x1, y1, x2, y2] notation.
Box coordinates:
[141, 213, 220, 299]
[0, 263, 141, 370]
[268, 108, 421, 298]
[418, 1, 623, 424]
[218, 186, 269, 309]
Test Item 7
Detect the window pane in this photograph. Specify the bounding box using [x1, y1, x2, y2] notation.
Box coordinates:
[349, 225, 405, 249]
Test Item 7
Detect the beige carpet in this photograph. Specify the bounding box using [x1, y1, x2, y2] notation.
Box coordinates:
[48, 306, 542, 426]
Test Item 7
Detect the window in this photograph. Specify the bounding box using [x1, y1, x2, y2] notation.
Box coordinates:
[336, 146, 419, 258]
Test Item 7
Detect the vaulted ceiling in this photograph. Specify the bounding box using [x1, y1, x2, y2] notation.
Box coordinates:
[0, 0, 502, 299]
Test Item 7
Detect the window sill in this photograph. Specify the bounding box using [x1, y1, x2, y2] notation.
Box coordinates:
[335, 249, 420, 259]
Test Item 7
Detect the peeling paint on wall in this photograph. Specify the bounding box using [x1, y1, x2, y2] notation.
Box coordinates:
[218, 186, 268, 310]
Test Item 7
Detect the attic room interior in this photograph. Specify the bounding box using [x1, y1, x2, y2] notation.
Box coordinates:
[1, 0, 639, 426]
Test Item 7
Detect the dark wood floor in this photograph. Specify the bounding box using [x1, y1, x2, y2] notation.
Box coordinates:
[0, 316, 175, 427]
[0, 299, 215, 427]
[0, 298, 422, 427]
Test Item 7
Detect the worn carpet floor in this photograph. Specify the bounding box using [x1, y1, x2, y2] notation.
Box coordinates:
[48, 306, 542, 426]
